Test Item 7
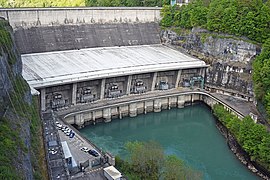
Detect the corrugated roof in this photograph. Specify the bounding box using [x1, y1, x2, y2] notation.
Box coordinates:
[22, 44, 207, 88]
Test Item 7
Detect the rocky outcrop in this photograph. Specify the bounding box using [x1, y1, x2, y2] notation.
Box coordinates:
[160, 28, 261, 96]
[0, 19, 22, 105]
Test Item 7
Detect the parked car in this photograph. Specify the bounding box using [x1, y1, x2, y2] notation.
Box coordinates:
[88, 149, 99, 157]
[66, 130, 72, 136]
[64, 128, 70, 134]
[62, 126, 68, 131]
[80, 147, 89, 153]
[69, 132, 75, 138]
[57, 124, 63, 130]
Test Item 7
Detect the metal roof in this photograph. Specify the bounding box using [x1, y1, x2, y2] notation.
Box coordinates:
[22, 44, 207, 88]
[104, 166, 122, 179]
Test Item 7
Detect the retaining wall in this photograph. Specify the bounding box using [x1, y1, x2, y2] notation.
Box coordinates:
[0, 7, 161, 28]
[63, 92, 244, 128]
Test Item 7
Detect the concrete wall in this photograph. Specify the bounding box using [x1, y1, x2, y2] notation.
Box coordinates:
[63, 92, 245, 128]
[0, 7, 161, 28]
[14, 22, 161, 54]
[41, 68, 207, 111]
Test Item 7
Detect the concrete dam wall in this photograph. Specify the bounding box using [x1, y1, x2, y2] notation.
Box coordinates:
[0, 7, 161, 28]
[0, 7, 162, 54]
[14, 23, 161, 54]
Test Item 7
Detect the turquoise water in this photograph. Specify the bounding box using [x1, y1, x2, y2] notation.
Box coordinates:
[80, 104, 259, 180]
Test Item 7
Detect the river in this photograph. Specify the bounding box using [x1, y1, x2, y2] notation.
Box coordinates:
[79, 103, 259, 180]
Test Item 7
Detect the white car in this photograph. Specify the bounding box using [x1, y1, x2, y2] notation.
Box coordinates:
[65, 129, 71, 136]
[62, 126, 67, 131]
[57, 124, 63, 129]
[80, 147, 89, 153]
[64, 128, 70, 133]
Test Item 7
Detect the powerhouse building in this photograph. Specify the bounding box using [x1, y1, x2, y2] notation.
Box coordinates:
[22, 44, 208, 111]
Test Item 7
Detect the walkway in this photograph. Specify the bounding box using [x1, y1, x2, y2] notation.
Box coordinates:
[55, 89, 258, 121]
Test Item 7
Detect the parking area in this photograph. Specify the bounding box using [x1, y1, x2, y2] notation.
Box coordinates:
[42, 112, 69, 180]
[43, 111, 107, 179]
[56, 118, 101, 169]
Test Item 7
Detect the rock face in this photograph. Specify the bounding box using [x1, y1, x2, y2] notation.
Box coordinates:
[161, 28, 260, 96]
[0, 19, 23, 108]
[0, 18, 33, 179]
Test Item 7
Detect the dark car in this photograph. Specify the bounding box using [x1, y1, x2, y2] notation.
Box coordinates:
[69, 132, 75, 138]
[88, 149, 99, 157]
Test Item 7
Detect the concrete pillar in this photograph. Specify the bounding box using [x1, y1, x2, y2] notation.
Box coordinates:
[72, 83, 77, 105]
[119, 107, 122, 119]
[100, 78, 106, 100]
[92, 111, 96, 125]
[200, 68, 205, 77]
[154, 99, 161, 112]
[103, 108, 111, 122]
[40, 88, 46, 111]
[126, 75, 132, 95]
[144, 102, 147, 114]
[168, 98, 171, 110]
[177, 95, 185, 108]
[151, 72, 158, 91]
[175, 69, 182, 88]
[75, 114, 84, 129]
[129, 103, 137, 117]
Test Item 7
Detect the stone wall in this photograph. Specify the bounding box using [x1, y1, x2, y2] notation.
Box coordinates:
[160, 28, 261, 97]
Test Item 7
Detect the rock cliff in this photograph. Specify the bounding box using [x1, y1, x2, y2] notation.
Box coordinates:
[0, 18, 46, 179]
[161, 28, 261, 97]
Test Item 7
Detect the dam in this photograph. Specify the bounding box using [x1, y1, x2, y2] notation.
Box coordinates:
[0, 7, 262, 179]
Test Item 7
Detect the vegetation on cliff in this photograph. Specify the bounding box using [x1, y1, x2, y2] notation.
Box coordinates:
[0, 0, 85, 7]
[161, 0, 270, 120]
[213, 104, 270, 171]
[115, 141, 202, 179]
[253, 39, 270, 118]
[85, 0, 169, 7]
[0, 19, 47, 179]
[161, 0, 270, 43]
[0, 0, 169, 7]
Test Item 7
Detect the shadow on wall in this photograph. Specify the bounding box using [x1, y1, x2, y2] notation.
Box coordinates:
[15, 23, 161, 54]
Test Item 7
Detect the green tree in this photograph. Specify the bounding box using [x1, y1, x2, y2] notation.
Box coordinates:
[189, 0, 208, 27]
[163, 155, 185, 179]
[126, 141, 164, 179]
[253, 38, 270, 102]
[116, 141, 202, 179]
[213, 104, 270, 171]
[160, 5, 176, 27]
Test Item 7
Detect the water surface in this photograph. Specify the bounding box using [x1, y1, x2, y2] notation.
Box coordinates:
[80, 104, 259, 180]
